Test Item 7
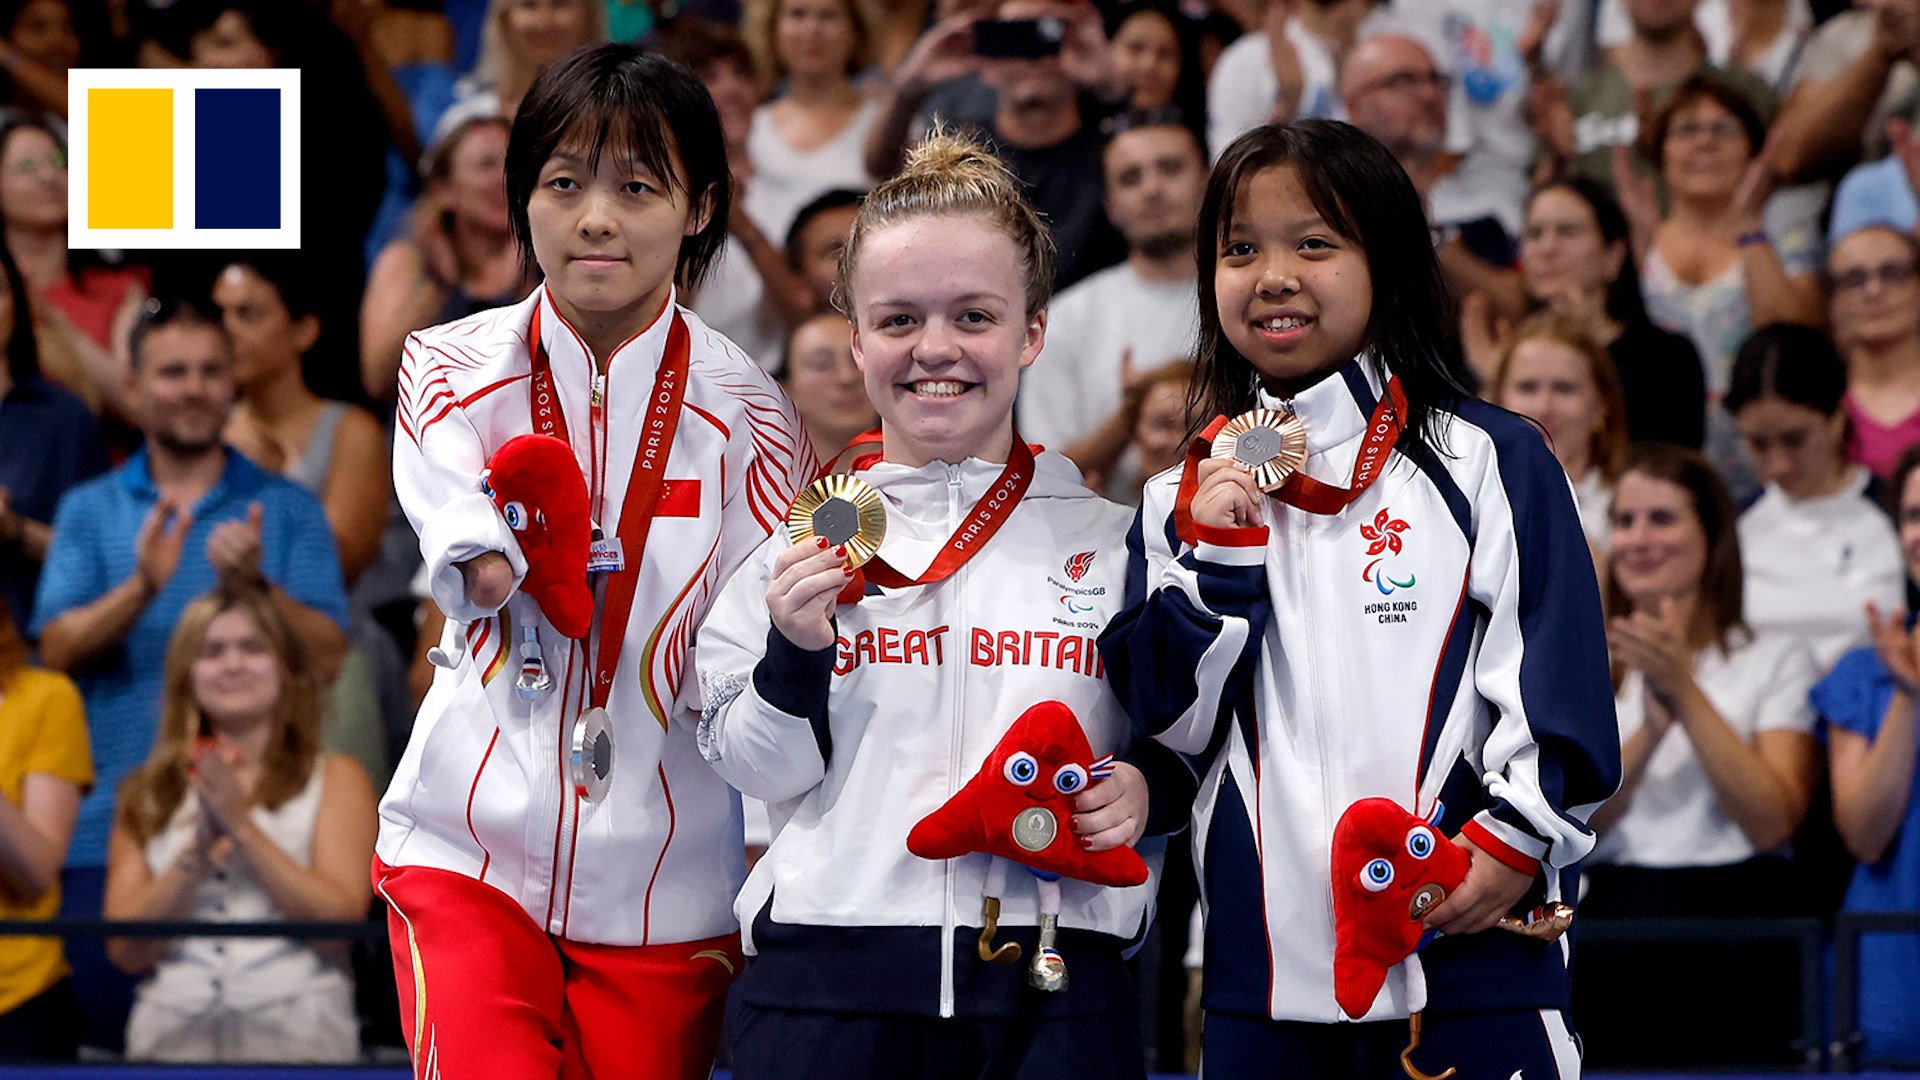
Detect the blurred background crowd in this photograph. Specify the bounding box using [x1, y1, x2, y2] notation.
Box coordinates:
[1, 0, 1919, 1072]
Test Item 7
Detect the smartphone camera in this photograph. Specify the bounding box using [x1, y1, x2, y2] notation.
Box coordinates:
[972, 17, 1067, 60]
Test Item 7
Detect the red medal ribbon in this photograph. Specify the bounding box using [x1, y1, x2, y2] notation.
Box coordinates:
[817, 429, 1035, 597]
[526, 299, 691, 709]
[1174, 376, 1407, 544]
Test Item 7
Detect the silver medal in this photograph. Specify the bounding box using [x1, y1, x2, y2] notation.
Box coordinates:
[570, 707, 615, 802]
[1011, 806, 1058, 853]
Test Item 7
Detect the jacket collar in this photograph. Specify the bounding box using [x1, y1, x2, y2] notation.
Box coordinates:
[858, 450, 1090, 579]
[532, 283, 678, 378]
[1255, 353, 1387, 460]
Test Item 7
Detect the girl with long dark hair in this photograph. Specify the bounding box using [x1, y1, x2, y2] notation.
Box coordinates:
[1100, 119, 1620, 1076]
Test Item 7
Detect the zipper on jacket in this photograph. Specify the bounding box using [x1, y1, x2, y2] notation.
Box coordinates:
[940, 463, 965, 1019]
[550, 365, 610, 932]
[1299, 511, 1343, 1017]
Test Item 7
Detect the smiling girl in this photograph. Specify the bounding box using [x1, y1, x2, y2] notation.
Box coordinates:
[376, 45, 813, 1079]
[1098, 120, 1620, 1077]
[106, 588, 376, 1063]
[695, 131, 1184, 1080]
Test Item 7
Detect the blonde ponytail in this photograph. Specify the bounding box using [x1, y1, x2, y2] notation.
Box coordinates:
[834, 126, 1056, 319]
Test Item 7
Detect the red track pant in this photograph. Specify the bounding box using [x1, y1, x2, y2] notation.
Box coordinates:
[373, 858, 741, 1080]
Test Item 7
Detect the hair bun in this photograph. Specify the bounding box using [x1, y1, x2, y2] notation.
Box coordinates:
[832, 125, 1057, 318]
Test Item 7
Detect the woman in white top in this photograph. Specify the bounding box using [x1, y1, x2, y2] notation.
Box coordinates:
[1640, 75, 1824, 397]
[104, 587, 378, 1063]
[741, 0, 881, 243]
[1729, 323, 1904, 674]
[1490, 311, 1629, 558]
[1578, 444, 1821, 1068]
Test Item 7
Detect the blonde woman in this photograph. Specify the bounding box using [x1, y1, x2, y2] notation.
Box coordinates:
[434, 0, 608, 140]
[104, 588, 377, 1063]
[1491, 311, 1630, 553]
[740, 0, 882, 242]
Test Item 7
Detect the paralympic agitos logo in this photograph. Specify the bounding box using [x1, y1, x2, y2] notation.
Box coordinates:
[1359, 508, 1415, 595]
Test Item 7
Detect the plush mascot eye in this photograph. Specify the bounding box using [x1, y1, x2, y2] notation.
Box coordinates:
[1361, 858, 1395, 892]
[1003, 752, 1039, 785]
[1052, 764, 1089, 795]
[1405, 825, 1435, 860]
[502, 501, 528, 530]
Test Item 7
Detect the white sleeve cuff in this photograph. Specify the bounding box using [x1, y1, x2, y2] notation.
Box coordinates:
[420, 491, 529, 622]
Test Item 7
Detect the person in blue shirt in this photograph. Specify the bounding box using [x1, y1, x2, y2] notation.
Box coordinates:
[0, 229, 105, 630]
[1814, 441, 1920, 1065]
[29, 295, 349, 1053]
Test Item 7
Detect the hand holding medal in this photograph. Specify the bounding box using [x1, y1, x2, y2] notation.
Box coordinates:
[1190, 408, 1311, 530]
[1213, 408, 1309, 492]
[770, 475, 889, 651]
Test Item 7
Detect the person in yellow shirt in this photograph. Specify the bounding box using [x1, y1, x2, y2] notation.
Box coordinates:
[0, 596, 91, 1060]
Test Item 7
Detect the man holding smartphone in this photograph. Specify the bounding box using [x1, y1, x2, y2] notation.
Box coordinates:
[863, 0, 1128, 290]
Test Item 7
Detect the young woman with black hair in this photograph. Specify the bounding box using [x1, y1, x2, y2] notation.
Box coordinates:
[1466, 174, 1708, 450]
[374, 44, 813, 1079]
[1730, 324, 1903, 674]
[1099, 119, 1620, 1077]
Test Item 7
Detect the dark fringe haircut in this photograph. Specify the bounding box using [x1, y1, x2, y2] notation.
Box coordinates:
[1525, 173, 1650, 329]
[505, 44, 731, 291]
[1189, 120, 1473, 457]
[1725, 323, 1848, 417]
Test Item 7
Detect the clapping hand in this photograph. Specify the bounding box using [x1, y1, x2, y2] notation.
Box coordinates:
[189, 737, 253, 840]
[1866, 601, 1920, 696]
[206, 501, 265, 591]
[1609, 596, 1694, 703]
[134, 498, 194, 595]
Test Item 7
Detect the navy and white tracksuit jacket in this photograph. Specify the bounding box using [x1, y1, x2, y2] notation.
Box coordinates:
[1099, 357, 1622, 1024]
[693, 449, 1191, 1020]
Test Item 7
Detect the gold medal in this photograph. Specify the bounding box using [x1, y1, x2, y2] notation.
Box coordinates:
[570, 707, 615, 803]
[786, 475, 887, 568]
[1212, 409, 1309, 492]
[1011, 806, 1058, 853]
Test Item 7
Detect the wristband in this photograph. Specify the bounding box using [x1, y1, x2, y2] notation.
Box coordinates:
[1736, 230, 1769, 248]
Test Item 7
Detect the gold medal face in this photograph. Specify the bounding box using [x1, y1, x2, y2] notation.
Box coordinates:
[786, 475, 887, 568]
[571, 707, 615, 803]
[1011, 806, 1058, 853]
[1211, 409, 1309, 492]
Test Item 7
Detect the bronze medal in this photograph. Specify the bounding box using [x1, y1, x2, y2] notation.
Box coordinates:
[570, 707, 615, 803]
[786, 475, 887, 568]
[1212, 409, 1309, 492]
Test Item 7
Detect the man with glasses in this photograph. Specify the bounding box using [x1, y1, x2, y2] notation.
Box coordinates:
[1541, 0, 1773, 189]
[1341, 33, 1525, 318]
[29, 297, 348, 1054]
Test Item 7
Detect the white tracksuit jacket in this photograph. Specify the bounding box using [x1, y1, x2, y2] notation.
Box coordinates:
[1100, 357, 1622, 1023]
[378, 286, 814, 945]
[693, 449, 1190, 1018]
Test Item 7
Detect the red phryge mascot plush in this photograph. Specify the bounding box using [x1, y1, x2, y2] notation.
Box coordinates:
[481, 434, 593, 641]
[1330, 797, 1471, 1020]
[908, 701, 1147, 993]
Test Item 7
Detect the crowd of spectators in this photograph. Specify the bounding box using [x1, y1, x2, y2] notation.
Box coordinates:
[0, 0, 1917, 1071]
